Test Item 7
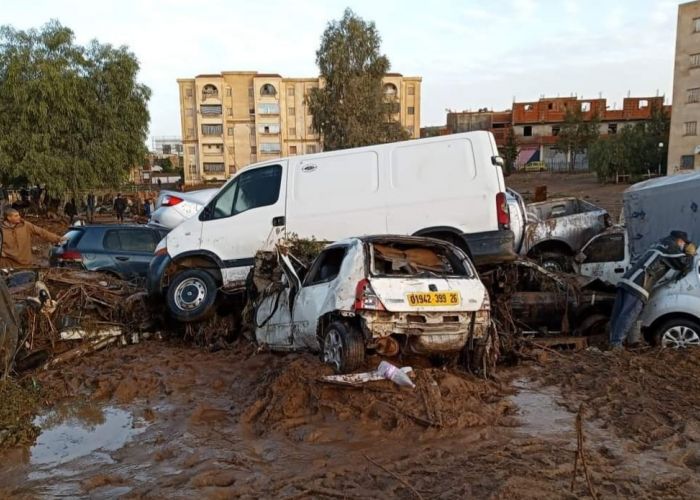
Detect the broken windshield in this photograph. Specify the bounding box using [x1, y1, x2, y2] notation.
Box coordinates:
[369, 242, 474, 278]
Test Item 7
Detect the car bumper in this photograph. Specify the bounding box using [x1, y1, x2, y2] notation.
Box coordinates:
[149, 207, 184, 230]
[147, 253, 171, 297]
[462, 229, 516, 266]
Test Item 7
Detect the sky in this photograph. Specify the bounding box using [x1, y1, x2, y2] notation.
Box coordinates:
[2, 0, 686, 142]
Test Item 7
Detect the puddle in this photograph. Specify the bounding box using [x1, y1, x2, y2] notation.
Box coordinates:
[29, 405, 147, 471]
[510, 378, 574, 436]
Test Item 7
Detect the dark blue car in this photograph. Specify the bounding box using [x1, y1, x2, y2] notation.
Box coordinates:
[49, 225, 168, 280]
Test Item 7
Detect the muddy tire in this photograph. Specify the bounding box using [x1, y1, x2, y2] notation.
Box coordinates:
[321, 321, 365, 373]
[652, 318, 700, 349]
[537, 252, 572, 273]
[166, 269, 218, 323]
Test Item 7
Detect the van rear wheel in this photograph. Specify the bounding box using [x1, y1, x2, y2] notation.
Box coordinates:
[166, 269, 218, 323]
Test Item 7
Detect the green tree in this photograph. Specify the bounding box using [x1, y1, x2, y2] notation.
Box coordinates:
[501, 126, 519, 175]
[589, 103, 670, 182]
[154, 157, 174, 172]
[306, 8, 409, 151]
[555, 108, 600, 172]
[0, 21, 151, 194]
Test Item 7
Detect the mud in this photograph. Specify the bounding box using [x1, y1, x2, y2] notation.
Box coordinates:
[0, 338, 699, 498]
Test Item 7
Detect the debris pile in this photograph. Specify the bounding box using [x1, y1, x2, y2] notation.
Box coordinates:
[7, 269, 157, 374]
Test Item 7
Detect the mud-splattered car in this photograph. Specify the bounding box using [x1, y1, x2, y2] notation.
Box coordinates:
[251, 236, 491, 373]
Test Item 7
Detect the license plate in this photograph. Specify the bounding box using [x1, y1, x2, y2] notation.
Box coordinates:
[405, 291, 461, 307]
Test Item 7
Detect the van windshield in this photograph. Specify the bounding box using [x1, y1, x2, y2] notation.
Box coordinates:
[369, 241, 473, 278]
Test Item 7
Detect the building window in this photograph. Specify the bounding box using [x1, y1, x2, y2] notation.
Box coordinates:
[694, 17, 700, 33]
[187, 128, 194, 138]
[227, 107, 233, 116]
[200, 104, 222, 115]
[189, 164, 197, 175]
[258, 103, 280, 115]
[202, 124, 223, 135]
[523, 126, 533, 137]
[186, 107, 194, 117]
[408, 106, 415, 115]
[289, 145, 297, 155]
[552, 125, 561, 136]
[608, 123, 618, 135]
[251, 146, 257, 154]
[249, 108, 255, 115]
[638, 99, 649, 109]
[259, 124, 280, 134]
[287, 86, 295, 97]
[202, 84, 218, 99]
[692, 53, 700, 68]
[685, 121, 698, 136]
[581, 102, 591, 112]
[248, 87, 254, 99]
[226, 87, 232, 97]
[688, 88, 700, 103]
[681, 155, 695, 170]
[408, 85, 415, 96]
[187, 146, 195, 154]
[227, 127, 234, 136]
[524, 104, 534, 112]
[288, 107, 296, 116]
[259, 142, 281, 154]
[306, 144, 317, 154]
[383, 83, 397, 97]
[260, 84, 277, 97]
[203, 162, 225, 173]
[185, 88, 193, 98]
[289, 127, 296, 137]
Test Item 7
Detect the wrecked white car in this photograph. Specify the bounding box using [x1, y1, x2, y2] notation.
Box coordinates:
[251, 236, 491, 373]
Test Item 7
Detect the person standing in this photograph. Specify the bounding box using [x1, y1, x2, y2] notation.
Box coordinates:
[86, 192, 96, 223]
[113, 193, 127, 223]
[64, 198, 77, 224]
[0, 208, 64, 268]
[609, 230, 697, 348]
[144, 198, 152, 218]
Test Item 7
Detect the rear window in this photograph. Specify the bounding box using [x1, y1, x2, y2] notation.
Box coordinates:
[369, 242, 474, 278]
[63, 229, 84, 247]
[103, 229, 159, 252]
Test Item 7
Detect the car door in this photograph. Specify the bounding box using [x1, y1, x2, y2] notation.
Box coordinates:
[254, 252, 303, 349]
[579, 230, 628, 285]
[103, 228, 160, 278]
[199, 164, 286, 285]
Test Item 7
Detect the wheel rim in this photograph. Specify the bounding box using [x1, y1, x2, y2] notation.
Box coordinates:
[542, 260, 562, 273]
[323, 329, 343, 371]
[661, 325, 700, 349]
[173, 277, 207, 311]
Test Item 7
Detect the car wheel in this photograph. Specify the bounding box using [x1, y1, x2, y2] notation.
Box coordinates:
[654, 318, 700, 349]
[321, 321, 365, 373]
[538, 252, 572, 273]
[166, 269, 218, 323]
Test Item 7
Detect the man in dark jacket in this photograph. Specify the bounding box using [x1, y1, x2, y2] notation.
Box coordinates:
[113, 193, 127, 223]
[610, 230, 696, 348]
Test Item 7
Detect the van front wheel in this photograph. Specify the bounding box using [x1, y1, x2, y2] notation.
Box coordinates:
[166, 269, 218, 323]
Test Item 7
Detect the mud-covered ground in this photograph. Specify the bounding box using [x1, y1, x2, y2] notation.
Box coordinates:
[1, 339, 699, 499]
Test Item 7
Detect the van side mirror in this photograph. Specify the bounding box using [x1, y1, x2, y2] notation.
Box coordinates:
[574, 252, 587, 264]
[491, 156, 505, 167]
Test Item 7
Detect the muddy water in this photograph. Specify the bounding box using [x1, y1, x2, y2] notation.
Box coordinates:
[1, 342, 700, 498]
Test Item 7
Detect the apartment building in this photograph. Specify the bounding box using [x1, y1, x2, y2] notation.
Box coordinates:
[178, 71, 421, 185]
[668, 1, 700, 174]
[438, 95, 668, 170]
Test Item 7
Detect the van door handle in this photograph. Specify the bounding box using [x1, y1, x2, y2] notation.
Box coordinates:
[115, 256, 130, 261]
[614, 267, 624, 273]
[272, 216, 286, 227]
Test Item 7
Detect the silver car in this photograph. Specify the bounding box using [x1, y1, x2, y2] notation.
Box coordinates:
[149, 189, 218, 230]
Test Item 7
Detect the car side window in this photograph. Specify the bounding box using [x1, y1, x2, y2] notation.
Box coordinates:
[232, 165, 282, 215]
[118, 230, 159, 252]
[303, 247, 347, 286]
[103, 230, 121, 251]
[584, 233, 625, 263]
[210, 178, 238, 220]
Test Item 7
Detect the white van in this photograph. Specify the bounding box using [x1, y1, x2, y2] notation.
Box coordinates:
[149, 131, 513, 321]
